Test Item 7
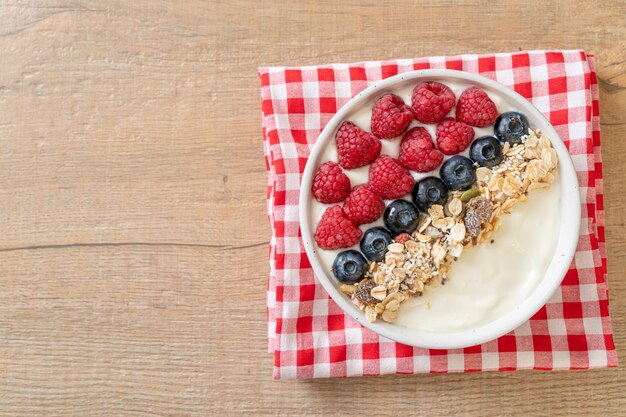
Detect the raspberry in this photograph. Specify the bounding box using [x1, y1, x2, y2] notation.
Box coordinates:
[314, 205, 362, 250]
[368, 155, 415, 200]
[398, 126, 444, 172]
[411, 82, 456, 124]
[370, 94, 413, 139]
[335, 121, 382, 169]
[455, 87, 498, 127]
[436, 118, 474, 155]
[394, 233, 411, 244]
[311, 161, 351, 204]
[342, 184, 385, 225]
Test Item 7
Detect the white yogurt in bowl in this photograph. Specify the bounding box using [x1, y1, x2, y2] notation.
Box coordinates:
[300, 70, 580, 349]
[396, 176, 561, 332]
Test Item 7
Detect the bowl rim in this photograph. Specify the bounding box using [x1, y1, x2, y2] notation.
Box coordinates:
[299, 69, 581, 349]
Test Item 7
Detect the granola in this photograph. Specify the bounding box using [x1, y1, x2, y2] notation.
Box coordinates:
[343, 129, 559, 323]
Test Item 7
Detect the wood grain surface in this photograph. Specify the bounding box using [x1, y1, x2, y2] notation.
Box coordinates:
[0, 1, 624, 416]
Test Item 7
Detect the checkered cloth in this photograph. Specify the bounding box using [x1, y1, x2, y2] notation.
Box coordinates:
[259, 50, 617, 379]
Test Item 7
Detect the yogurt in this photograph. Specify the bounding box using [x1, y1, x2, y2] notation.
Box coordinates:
[311, 79, 561, 332]
[395, 176, 560, 331]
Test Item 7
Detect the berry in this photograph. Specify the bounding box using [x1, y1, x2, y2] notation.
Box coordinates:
[335, 121, 382, 169]
[342, 185, 385, 225]
[399, 127, 444, 172]
[332, 250, 368, 284]
[440, 155, 476, 191]
[370, 94, 414, 139]
[314, 205, 362, 250]
[411, 81, 456, 123]
[360, 227, 393, 262]
[470, 136, 503, 168]
[383, 199, 420, 235]
[394, 233, 411, 244]
[412, 176, 449, 211]
[494, 111, 530, 145]
[311, 161, 351, 203]
[436, 118, 474, 155]
[455, 87, 498, 127]
[368, 155, 415, 200]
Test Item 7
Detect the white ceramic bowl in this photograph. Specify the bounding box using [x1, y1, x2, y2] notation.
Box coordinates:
[299, 69, 580, 349]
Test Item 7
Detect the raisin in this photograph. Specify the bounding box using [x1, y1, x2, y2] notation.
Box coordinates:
[354, 279, 378, 306]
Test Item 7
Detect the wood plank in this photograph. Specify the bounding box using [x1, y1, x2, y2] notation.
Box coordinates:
[0, 0, 624, 415]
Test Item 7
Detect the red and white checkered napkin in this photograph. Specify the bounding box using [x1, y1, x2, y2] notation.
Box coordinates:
[259, 50, 617, 379]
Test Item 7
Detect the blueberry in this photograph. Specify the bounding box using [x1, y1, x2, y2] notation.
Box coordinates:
[412, 176, 449, 212]
[494, 111, 530, 145]
[332, 250, 368, 284]
[440, 155, 476, 191]
[470, 136, 503, 168]
[383, 200, 420, 235]
[360, 227, 393, 262]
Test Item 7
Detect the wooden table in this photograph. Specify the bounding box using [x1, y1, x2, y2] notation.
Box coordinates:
[0, 1, 624, 415]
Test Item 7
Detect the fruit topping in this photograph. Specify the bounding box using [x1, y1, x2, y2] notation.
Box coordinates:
[368, 155, 415, 200]
[343, 185, 385, 225]
[411, 176, 449, 211]
[311, 161, 351, 203]
[469, 136, 504, 168]
[332, 250, 368, 284]
[411, 81, 456, 124]
[440, 155, 476, 191]
[494, 111, 530, 145]
[399, 126, 444, 172]
[314, 205, 362, 250]
[455, 87, 498, 127]
[335, 121, 382, 169]
[360, 227, 393, 262]
[383, 199, 420, 235]
[394, 233, 411, 244]
[436, 118, 474, 155]
[370, 93, 414, 139]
